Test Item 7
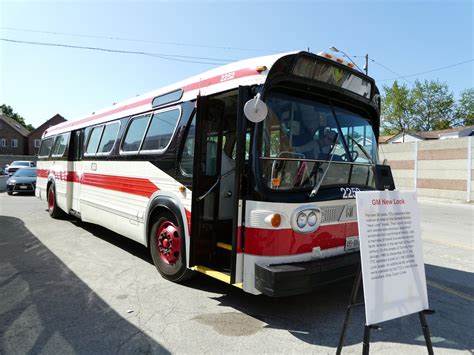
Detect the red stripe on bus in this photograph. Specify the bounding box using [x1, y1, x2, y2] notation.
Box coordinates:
[37, 169, 79, 182]
[37, 169, 49, 178]
[46, 97, 152, 135]
[182, 68, 260, 92]
[243, 222, 359, 256]
[81, 173, 159, 198]
[46, 68, 260, 135]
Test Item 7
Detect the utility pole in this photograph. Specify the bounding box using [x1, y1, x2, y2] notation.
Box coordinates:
[365, 54, 369, 75]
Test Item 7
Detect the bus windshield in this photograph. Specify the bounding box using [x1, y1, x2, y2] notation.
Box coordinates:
[259, 91, 378, 191]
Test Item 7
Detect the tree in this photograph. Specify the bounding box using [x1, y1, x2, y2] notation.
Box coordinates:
[381, 81, 415, 135]
[411, 80, 456, 131]
[0, 104, 34, 131]
[455, 88, 474, 126]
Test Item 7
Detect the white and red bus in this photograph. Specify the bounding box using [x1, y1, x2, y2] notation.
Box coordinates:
[36, 51, 380, 296]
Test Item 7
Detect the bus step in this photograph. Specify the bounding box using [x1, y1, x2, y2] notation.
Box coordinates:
[192, 265, 242, 289]
[216, 242, 232, 251]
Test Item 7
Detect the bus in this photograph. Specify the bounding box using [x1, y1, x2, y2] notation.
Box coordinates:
[36, 51, 380, 297]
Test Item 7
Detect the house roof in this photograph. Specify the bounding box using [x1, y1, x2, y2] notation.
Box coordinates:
[0, 115, 31, 136]
[30, 114, 66, 136]
[378, 134, 395, 144]
[416, 125, 474, 139]
[384, 132, 425, 144]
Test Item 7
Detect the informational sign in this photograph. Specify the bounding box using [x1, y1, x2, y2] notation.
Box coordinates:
[356, 190, 429, 325]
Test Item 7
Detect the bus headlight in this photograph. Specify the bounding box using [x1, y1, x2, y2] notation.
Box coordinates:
[291, 206, 321, 233]
[297, 212, 308, 228]
[307, 212, 317, 226]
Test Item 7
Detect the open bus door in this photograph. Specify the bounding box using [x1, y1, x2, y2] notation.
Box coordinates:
[190, 88, 250, 284]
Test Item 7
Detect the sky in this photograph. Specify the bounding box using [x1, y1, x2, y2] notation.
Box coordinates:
[0, 0, 472, 128]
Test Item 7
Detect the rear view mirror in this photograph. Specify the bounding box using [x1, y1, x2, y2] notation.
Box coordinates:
[244, 93, 268, 123]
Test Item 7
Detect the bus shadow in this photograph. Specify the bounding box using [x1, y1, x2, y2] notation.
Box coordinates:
[208, 265, 473, 352]
[49, 216, 473, 352]
[0, 216, 169, 354]
[69, 219, 154, 264]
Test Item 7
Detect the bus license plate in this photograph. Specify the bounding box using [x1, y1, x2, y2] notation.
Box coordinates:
[345, 236, 359, 251]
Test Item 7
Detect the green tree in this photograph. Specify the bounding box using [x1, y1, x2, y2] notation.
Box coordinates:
[381, 81, 415, 135]
[0, 104, 34, 131]
[455, 88, 474, 126]
[411, 80, 456, 131]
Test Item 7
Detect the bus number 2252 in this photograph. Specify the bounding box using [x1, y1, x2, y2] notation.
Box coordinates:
[340, 187, 360, 199]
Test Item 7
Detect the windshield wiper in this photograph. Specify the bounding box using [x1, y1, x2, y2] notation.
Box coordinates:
[346, 135, 374, 164]
[308, 136, 338, 198]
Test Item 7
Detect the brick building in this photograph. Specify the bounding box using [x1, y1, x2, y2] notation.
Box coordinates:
[28, 114, 67, 155]
[0, 115, 30, 155]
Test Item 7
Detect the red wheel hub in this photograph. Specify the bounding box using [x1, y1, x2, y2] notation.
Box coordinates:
[156, 221, 181, 265]
[48, 189, 54, 210]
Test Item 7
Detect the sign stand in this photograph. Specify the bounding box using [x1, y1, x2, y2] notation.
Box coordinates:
[336, 165, 435, 354]
[336, 266, 435, 354]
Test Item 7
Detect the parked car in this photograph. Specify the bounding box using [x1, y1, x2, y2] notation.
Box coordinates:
[5, 161, 36, 176]
[6, 167, 37, 195]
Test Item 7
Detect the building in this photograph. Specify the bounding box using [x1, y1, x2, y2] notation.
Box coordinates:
[28, 114, 67, 155]
[380, 125, 474, 144]
[0, 115, 30, 155]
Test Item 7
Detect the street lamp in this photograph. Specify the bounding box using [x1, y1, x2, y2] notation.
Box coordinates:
[329, 46, 367, 75]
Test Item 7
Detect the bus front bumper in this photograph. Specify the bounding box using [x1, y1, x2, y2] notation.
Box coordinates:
[254, 252, 360, 297]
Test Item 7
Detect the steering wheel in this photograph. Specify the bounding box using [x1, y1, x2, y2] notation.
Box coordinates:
[340, 151, 359, 162]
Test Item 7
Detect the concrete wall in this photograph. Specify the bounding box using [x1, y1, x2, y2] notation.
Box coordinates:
[379, 137, 474, 202]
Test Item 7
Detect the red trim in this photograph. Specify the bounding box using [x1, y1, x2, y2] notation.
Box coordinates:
[37, 168, 49, 178]
[46, 68, 260, 135]
[182, 68, 259, 92]
[37, 169, 79, 182]
[38, 169, 158, 197]
[185, 209, 192, 235]
[242, 222, 359, 256]
[46, 98, 151, 135]
[81, 173, 159, 198]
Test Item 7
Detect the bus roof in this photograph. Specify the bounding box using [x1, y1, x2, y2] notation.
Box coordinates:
[44, 51, 298, 137]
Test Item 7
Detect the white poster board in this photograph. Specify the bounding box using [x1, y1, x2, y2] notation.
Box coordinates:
[356, 190, 429, 325]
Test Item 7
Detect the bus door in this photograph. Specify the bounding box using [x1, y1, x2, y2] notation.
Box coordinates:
[190, 88, 249, 282]
[69, 129, 83, 214]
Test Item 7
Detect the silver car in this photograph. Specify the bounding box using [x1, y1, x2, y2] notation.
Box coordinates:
[5, 161, 36, 176]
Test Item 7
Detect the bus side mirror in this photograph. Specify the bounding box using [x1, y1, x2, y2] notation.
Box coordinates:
[244, 93, 268, 123]
[374, 164, 395, 191]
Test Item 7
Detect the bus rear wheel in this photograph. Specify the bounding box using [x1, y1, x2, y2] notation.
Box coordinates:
[47, 183, 64, 219]
[150, 211, 193, 282]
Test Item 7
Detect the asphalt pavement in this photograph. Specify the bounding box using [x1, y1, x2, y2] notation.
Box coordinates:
[0, 193, 472, 354]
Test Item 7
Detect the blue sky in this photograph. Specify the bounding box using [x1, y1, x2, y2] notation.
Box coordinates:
[1, 0, 472, 128]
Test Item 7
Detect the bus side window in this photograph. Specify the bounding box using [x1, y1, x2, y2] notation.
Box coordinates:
[97, 122, 120, 154]
[179, 114, 196, 176]
[85, 126, 104, 155]
[51, 132, 71, 157]
[122, 115, 150, 152]
[142, 109, 180, 151]
[38, 137, 54, 158]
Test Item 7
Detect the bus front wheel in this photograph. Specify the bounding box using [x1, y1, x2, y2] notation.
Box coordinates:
[150, 211, 193, 282]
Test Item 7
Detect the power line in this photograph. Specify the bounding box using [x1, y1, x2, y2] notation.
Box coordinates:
[0, 38, 236, 65]
[1, 26, 278, 54]
[376, 58, 473, 82]
[370, 58, 415, 85]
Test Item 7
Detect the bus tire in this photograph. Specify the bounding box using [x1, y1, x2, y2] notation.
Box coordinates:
[47, 182, 64, 219]
[150, 210, 193, 282]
